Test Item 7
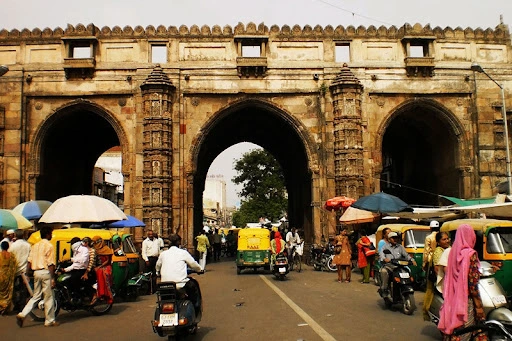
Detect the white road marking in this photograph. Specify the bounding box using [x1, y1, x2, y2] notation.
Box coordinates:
[260, 275, 337, 341]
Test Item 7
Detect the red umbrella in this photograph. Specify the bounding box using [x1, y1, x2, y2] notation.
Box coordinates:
[324, 196, 356, 211]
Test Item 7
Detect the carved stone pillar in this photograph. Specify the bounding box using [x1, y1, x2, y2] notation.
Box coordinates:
[329, 63, 365, 199]
[140, 65, 175, 238]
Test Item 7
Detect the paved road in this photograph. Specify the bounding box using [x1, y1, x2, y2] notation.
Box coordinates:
[1, 259, 441, 340]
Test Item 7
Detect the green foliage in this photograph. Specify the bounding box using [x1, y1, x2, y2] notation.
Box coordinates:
[231, 149, 287, 227]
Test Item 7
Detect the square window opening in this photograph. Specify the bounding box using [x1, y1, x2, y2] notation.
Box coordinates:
[152, 45, 167, 64]
[242, 45, 261, 58]
[72, 46, 91, 58]
[409, 45, 426, 58]
[335, 44, 350, 63]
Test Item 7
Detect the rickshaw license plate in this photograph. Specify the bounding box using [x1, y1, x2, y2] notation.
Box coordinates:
[159, 313, 178, 326]
[279, 267, 286, 273]
[492, 295, 507, 305]
[399, 273, 410, 278]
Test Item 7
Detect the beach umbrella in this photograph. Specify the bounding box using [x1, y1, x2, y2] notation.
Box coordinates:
[13, 200, 53, 220]
[339, 206, 378, 224]
[351, 192, 412, 214]
[324, 196, 356, 211]
[0, 209, 33, 230]
[39, 195, 127, 224]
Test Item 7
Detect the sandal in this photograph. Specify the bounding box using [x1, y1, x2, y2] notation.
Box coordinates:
[345, 279, 351, 283]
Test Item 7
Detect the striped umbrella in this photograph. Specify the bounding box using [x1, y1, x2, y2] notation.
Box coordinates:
[0, 209, 33, 230]
[13, 200, 53, 220]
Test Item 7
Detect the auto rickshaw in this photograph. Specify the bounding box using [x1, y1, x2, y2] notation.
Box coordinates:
[441, 218, 512, 297]
[28, 227, 129, 295]
[374, 223, 431, 288]
[236, 227, 271, 274]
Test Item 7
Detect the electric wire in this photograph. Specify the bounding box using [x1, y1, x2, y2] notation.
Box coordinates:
[315, 0, 395, 27]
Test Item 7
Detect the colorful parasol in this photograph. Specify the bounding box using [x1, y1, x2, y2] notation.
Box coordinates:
[0, 209, 33, 230]
[13, 200, 53, 220]
[324, 196, 356, 211]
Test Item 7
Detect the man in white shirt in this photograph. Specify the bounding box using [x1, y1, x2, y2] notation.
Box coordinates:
[10, 230, 31, 276]
[1, 229, 16, 246]
[285, 227, 301, 263]
[156, 234, 202, 289]
[142, 230, 161, 293]
[63, 237, 90, 292]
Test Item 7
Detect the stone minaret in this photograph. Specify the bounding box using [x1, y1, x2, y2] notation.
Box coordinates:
[329, 63, 365, 199]
[140, 65, 176, 237]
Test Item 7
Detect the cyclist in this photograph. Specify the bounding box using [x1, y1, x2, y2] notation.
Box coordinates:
[285, 227, 301, 264]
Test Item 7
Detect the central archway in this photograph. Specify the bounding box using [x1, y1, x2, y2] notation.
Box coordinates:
[191, 99, 315, 241]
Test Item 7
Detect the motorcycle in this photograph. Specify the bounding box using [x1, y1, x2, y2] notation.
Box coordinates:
[310, 244, 336, 272]
[377, 258, 416, 315]
[12, 274, 33, 312]
[152, 272, 203, 341]
[453, 320, 512, 341]
[272, 252, 289, 280]
[126, 271, 153, 300]
[428, 261, 512, 327]
[29, 263, 113, 321]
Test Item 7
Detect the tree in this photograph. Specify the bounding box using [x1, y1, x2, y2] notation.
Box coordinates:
[231, 149, 287, 227]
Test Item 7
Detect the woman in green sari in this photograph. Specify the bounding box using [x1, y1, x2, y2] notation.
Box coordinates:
[0, 240, 17, 315]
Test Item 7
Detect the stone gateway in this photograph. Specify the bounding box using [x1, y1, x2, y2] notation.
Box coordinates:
[0, 21, 510, 249]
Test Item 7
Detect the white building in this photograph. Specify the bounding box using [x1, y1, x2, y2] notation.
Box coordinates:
[204, 175, 227, 210]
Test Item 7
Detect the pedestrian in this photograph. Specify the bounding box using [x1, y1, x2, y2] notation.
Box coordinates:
[0, 241, 17, 315]
[438, 224, 486, 340]
[16, 225, 59, 327]
[141, 230, 160, 294]
[356, 229, 374, 284]
[212, 228, 222, 261]
[423, 221, 440, 270]
[195, 230, 210, 271]
[332, 227, 352, 283]
[9, 230, 31, 277]
[423, 231, 452, 321]
[91, 236, 114, 305]
[155, 232, 165, 252]
[1, 229, 16, 247]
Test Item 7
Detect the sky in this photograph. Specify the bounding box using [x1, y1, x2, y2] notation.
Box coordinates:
[3, 0, 512, 206]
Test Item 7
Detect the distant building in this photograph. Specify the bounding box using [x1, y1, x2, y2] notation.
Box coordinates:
[203, 175, 228, 227]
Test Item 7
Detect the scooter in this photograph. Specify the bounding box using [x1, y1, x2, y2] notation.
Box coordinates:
[453, 320, 512, 340]
[272, 252, 289, 280]
[428, 261, 512, 326]
[152, 272, 203, 341]
[377, 258, 416, 315]
[310, 244, 337, 272]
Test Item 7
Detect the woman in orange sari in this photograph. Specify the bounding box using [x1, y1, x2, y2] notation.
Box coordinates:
[0, 241, 17, 314]
[91, 236, 114, 305]
[332, 227, 352, 283]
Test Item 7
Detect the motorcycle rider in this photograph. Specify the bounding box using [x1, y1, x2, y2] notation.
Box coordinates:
[379, 232, 416, 298]
[62, 237, 90, 294]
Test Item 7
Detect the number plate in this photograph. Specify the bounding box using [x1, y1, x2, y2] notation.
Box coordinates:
[279, 267, 286, 273]
[159, 313, 178, 327]
[399, 273, 410, 279]
[492, 295, 507, 305]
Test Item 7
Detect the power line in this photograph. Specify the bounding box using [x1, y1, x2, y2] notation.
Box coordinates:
[315, 0, 395, 27]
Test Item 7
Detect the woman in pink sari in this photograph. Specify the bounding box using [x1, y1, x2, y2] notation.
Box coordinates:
[438, 224, 487, 341]
[91, 236, 114, 305]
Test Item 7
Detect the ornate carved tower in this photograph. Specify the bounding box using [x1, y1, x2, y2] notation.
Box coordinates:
[329, 63, 365, 199]
[140, 65, 176, 237]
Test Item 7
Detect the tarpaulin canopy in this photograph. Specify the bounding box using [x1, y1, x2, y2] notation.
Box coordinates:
[441, 195, 496, 206]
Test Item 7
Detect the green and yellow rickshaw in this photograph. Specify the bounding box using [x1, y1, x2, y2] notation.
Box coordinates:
[236, 228, 271, 275]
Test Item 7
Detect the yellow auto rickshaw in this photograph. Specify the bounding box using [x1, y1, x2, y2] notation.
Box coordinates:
[374, 223, 431, 287]
[28, 227, 129, 294]
[236, 228, 271, 274]
[441, 218, 512, 296]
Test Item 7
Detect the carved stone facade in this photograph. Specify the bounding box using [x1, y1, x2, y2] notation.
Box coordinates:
[0, 21, 511, 247]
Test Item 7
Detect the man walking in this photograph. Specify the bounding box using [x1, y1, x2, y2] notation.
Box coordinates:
[142, 230, 160, 294]
[212, 229, 222, 261]
[16, 226, 59, 327]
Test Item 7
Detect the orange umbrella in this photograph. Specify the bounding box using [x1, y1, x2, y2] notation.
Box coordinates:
[324, 196, 356, 211]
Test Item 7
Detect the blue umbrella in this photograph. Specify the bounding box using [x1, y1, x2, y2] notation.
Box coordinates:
[351, 192, 412, 214]
[13, 200, 53, 220]
[108, 215, 145, 228]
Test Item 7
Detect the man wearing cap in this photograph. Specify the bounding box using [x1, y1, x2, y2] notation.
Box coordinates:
[379, 231, 416, 298]
[62, 237, 90, 293]
[1, 229, 16, 247]
[422, 220, 439, 271]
